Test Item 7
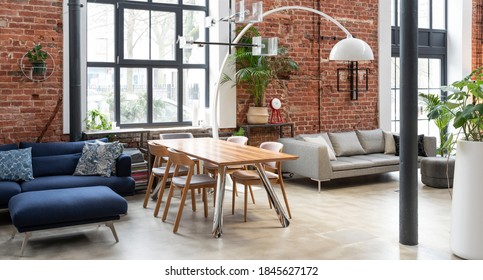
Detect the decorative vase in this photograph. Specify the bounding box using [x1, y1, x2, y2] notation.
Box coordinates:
[31, 61, 46, 75]
[247, 107, 269, 124]
[451, 140, 483, 259]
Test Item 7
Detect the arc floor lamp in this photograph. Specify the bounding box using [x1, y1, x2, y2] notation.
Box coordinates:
[179, 4, 374, 139]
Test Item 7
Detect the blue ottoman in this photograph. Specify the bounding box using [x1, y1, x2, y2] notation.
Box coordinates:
[9, 186, 128, 256]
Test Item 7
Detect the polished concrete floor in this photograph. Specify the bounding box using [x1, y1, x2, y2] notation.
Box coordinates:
[0, 172, 458, 260]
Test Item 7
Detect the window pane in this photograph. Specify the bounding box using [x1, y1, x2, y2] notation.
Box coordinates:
[432, 0, 446, 29]
[152, 11, 176, 60]
[183, 10, 206, 64]
[429, 58, 441, 88]
[183, 0, 205, 6]
[120, 68, 148, 124]
[418, 58, 429, 88]
[419, 0, 430, 28]
[394, 57, 400, 88]
[391, 0, 396, 26]
[87, 67, 115, 122]
[124, 9, 150, 60]
[183, 69, 205, 122]
[153, 0, 178, 3]
[153, 68, 179, 123]
[87, 3, 115, 62]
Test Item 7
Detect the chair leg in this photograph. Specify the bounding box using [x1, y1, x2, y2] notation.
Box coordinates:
[232, 179, 237, 215]
[154, 174, 170, 217]
[173, 187, 189, 233]
[248, 185, 256, 204]
[161, 183, 176, 220]
[279, 181, 292, 219]
[244, 185, 248, 222]
[191, 188, 196, 211]
[202, 188, 208, 218]
[143, 173, 155, 208]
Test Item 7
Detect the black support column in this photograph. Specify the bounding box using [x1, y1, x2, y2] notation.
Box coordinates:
[399, 0, 419, 245]
[68, 0, 83, 142]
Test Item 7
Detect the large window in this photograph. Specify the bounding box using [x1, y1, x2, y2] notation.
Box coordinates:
[390, 0, 447, 143]
[86, 0, 208, 127]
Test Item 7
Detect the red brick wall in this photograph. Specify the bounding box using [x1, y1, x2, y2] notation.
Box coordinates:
[473, 0, 483, 69]
[0, 0, 64, 144]
[236, 0, 379, 147]
[0, 0, 380, 146]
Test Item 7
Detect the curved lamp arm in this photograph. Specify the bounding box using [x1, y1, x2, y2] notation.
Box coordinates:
[211, 5, 371, 139]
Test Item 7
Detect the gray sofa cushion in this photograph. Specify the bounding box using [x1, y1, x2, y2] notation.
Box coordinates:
[383, 131, 397, 154]
[356, 129, 384, 153]
[297, 133, 335, 154]
[351, 154, 399, 167]
[330, 157, 374, 171]
[300, 135, 337, 160]
[328, 132, 366, 157]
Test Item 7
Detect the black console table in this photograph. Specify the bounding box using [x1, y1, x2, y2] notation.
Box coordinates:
[241, 122, 294, 144]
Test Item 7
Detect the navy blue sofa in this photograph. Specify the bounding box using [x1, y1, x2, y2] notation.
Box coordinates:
[0, 139, 136, 209]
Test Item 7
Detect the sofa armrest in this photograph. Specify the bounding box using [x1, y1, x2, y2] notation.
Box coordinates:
[277, 138, 333, 181]
[423, 136, 437, 157]
[116, 153, 132, 177]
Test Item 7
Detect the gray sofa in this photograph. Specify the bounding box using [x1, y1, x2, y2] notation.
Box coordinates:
[278, 129, 436, 191]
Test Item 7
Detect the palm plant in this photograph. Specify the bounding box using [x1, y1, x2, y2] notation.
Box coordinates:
[222, 26, 298, 107]
[419, 92, 453, 156]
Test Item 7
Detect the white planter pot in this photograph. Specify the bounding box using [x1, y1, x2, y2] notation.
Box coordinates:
[451, 140, 483, 259]
[247, 107, 269, 124]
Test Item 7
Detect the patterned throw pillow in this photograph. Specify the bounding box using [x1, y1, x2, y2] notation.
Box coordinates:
[73, 141, 123, 177]
[0, 147, 34, 181]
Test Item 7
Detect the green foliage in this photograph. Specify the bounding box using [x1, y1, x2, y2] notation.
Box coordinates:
[419, 92, 453, 156]
[26, 44, 48, 63]
[221, 26, 299, 107]
[233, 127, 245, 136]
[85, 109, 112, 131]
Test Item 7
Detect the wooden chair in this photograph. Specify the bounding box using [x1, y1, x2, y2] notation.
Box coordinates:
[142, 142, 188, 213]
[159, 133, 201, 175]
[231, 141, 292, 222]
[203, 136, 255, 205]
[161, 148, 217, 233]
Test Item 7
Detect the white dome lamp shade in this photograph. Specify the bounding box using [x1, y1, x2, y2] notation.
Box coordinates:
[329, 35, 374, 61]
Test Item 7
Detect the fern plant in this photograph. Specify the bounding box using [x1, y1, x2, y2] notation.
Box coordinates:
[85, 109, 112, 131]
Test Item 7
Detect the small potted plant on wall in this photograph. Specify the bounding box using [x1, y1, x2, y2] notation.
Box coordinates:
[434, 66, 483, 259]
[26, 44, 48, 76]
[222, 26, 298, 124]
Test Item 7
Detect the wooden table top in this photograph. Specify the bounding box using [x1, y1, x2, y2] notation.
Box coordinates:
[150, 138, 298, 166]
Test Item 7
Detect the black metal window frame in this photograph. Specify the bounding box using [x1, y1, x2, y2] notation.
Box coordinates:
[86, 0, 209, 128]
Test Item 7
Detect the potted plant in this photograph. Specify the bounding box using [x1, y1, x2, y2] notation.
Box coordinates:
[436, 67, 483, 259]
[85, 109, 113, 131]
[26, 44, 48, 75]
[222, 26, 298, 124]
[418, 92, 453, 156]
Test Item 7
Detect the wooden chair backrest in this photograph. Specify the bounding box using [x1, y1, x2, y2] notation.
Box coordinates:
[166, 148, 195, 177]
[148, 141, 170, 168]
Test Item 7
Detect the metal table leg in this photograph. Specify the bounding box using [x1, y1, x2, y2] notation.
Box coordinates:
[212, 165, 227, 238]
[253, 163, 290, 227]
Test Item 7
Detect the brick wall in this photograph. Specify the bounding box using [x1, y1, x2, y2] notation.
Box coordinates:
[473, 0, 483, 69]
[237, 0, 379, 147]
[0, 0, 379, 146]
[0, 0, 64, 144]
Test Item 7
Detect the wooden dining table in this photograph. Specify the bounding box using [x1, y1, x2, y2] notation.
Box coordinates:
[151, 137, 299, 238]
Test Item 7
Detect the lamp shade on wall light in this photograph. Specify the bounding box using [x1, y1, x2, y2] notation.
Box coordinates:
[329, 36, 374, 61]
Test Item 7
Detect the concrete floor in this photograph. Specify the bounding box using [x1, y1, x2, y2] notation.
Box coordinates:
[0, 172, 458, 260]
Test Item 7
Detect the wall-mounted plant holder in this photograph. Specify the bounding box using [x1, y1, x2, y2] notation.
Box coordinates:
[20, 52, 55, 82]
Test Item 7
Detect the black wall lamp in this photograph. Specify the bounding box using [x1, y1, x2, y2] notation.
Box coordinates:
[336, 61, 369, 100]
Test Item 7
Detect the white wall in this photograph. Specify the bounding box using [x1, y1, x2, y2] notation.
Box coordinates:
[447, 0, 472, 83]
[378, 0, 392, 131]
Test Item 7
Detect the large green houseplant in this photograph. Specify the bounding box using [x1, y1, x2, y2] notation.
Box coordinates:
[419, 92, 452, 156]
[222, 26, 298, 124]
[434, 67, 483, 259]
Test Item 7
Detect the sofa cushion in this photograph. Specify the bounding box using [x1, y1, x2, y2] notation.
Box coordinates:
[356, 129, 385, 153]
[301, 135, 337, 161]
[351, 154, 400, 167]
[0, 148, 34, 181]
[297, 133, 335, 154]
[0, 143, 18, 151]
[383, 131, 397, 154]
[74, 141, 123, 177]
[328, 132, 366, 157]
[19, 138, 108, 157]
[0, 181, 21, 209]
[393, 134, 427, 157]
[32, 153, 82, 177]
[330, 157, 374, 171]
[20, 175, 136, 196]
